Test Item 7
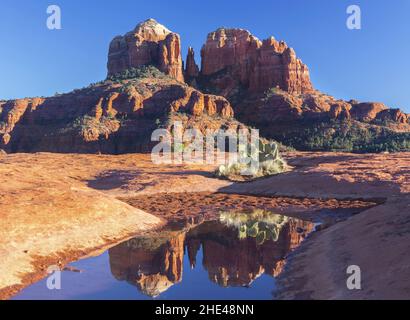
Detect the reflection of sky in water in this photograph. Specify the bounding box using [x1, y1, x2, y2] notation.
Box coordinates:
[14, 247, 276, 300]
[14, 212, 315, 300]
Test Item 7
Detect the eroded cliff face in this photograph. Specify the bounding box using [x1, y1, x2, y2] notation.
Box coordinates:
[107, 19, 184, 82]
[1, 19, 409, 154]
[186, 26, 410, 147]
[236, 90, 409, 125]
[199, 28, 313, 96]
[0, 73, 234, 154]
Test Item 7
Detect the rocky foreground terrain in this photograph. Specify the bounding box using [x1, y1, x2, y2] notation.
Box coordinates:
[1, 18, 410, 153]
[0, 151, 409, 299]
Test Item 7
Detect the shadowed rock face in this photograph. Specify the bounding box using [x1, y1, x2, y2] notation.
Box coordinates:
[188, 27, 410, 146]
[236, 90, 409, 125]
[0, 74, 235, 154]
[107, 19, 184, 82]
[1, 19, 409, 155]
[107, 216, 315, 297]
[184, 47, 200, 79]
[0, 19, 242, 155]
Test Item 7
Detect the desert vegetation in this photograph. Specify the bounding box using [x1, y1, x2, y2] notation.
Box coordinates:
[280, 120, 410, 152]
[219, 210, 290, 244]
[215, 139, 289, 180]
[59, 114, 121, 141]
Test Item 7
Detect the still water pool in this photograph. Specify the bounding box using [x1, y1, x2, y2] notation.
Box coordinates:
[14, 210, 317, 300]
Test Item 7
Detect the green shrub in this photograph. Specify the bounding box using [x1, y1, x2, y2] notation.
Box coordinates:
[219, 210, 290, 244]
[215, 140, 288, 179]
[60, 114, 122, 137]
[263, 86, 283, 102]
[278, 120, 410, 153]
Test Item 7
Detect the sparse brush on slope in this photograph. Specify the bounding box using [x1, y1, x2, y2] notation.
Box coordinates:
[60, 115, 121, 142]
[107, 66, 169, 82]
[280, 120, 410, 153]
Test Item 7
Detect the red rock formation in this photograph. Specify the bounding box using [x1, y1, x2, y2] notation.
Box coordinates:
[109, 232, 186, 297]
[376, 108, 409, 124]
[107, 19, 184, 82]
[158, 33, 184, 82]
[200, 28, 313, 95]
[250, 40, 312, 94]
[329, 101, 352, 120]
[201, 29, 260, 77]
[2, 19, 409, 155]
[186, 238, 201, 269]
[184, 47, 199, 79]
[195, 219, 315, 287]
[0, 76, 234, 153]
[234, 84, 410, 140]
[195, 25, 410, 139]
[350, 102, 388, 122]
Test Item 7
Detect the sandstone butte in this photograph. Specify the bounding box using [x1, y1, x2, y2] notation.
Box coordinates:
[108, 18, 184, 82]
[1, 18, 410, 154]
[188, 26, 410, 143]
[200, 28, 313, 95]
[1, 19, 410, 300]
[0, 22, 236, 154]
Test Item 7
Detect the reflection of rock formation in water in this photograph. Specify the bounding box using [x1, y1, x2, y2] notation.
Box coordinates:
[186, 238, 201, 269]
[109, 232, 185, 297]
[108, 212, 315, 297]
[189, 218, 314, 287]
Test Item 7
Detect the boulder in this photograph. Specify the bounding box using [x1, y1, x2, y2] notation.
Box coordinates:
[350, 102, 388, 122]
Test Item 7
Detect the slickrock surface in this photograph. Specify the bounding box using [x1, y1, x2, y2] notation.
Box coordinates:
[0, 152, 230, 299]
[220, 152, 410, 299]
[1, 18, 410, 300]
[124, 192, 375, 227]
[1, 151, 409, 299]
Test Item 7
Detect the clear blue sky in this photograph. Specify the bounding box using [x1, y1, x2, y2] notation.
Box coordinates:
[1, 0, 409, 112]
